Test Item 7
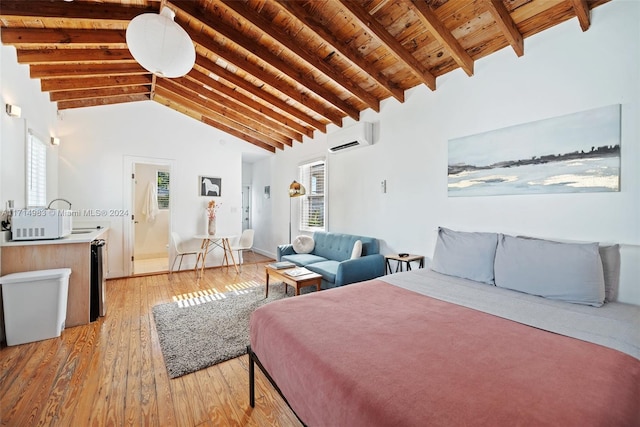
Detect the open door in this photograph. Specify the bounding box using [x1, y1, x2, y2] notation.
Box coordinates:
[242, 185, 251, 230]
[132, 162, 171, 274]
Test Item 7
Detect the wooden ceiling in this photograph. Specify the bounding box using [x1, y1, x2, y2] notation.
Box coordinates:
[0, 0, 609, 152]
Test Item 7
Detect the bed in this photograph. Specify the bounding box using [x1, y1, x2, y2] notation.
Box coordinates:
[248, 230, 640, 426]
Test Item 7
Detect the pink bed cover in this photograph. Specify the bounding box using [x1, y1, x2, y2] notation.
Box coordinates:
[250, 280, 640, 426]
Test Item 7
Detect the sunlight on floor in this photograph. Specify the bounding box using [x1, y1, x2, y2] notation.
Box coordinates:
[172, 280, 263, 307]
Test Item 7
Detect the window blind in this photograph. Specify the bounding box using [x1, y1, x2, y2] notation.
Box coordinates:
[157, 170, 170, 209]
[27, 130, 47, 208]
[299, 159, 326, 231]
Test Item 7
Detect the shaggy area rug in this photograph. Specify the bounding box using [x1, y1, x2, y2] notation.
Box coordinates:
[152, 282, 296, 378]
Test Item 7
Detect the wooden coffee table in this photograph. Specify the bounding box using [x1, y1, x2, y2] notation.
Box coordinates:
[265, 265, 322, 297]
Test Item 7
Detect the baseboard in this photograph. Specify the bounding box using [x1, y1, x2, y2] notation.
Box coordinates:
[253, 247, 276, 260]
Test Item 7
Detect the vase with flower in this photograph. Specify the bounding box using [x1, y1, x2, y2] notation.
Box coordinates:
[206, 200, 219, 235]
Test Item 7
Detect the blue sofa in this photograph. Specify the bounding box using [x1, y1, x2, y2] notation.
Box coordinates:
[277, 231, 385, 289]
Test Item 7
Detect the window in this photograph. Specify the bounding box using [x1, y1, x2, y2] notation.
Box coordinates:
[26, 130, 47, 208]
[157, 170, 170, 209]
[299, 159, 326, 231]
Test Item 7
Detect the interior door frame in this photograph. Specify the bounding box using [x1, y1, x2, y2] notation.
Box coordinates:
[123, 155, 176, 277]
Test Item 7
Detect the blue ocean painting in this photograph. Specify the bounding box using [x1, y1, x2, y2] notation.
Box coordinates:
[448, 105, 620, 197]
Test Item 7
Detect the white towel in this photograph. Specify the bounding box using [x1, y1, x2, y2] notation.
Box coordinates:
[142, 181, 159, 222]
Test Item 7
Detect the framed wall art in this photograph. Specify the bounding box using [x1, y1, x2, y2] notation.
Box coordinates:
[448, 104, 621, 197]
[200, 176, 222, 197]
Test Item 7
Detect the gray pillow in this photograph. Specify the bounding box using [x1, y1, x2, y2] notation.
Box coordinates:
[599, 244, 620, 302]
[430, 227, 498, 284]
[494, 234, 605, 307]
[518, 235, 620, 303]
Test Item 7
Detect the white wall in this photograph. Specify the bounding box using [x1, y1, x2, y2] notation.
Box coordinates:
[0, 39, 264, 278]
[55, 102, 248, 276]
[251, 1, 640, 303]
[1, 46, 60, 210]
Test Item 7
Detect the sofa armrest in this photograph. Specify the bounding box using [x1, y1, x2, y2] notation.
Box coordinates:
[335, 254, 385, 286]
[277, 244, 296, 261]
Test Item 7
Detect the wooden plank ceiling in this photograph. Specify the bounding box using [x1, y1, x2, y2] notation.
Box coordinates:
[0, 0, 608, 152]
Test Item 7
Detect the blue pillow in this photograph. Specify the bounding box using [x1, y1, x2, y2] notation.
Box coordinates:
[430, 227, 498, 285]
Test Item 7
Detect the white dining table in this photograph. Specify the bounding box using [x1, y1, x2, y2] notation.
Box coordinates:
[194, 234, 239, 276]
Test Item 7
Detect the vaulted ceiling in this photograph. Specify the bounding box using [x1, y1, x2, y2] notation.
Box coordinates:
[0, 0, 608, 152]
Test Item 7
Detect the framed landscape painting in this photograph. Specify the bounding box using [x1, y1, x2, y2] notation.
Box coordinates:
[448, 104, 621, 197]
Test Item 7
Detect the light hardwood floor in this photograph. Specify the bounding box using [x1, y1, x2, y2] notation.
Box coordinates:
[0, 255, 302, 426]
[134, 256, 169, 275]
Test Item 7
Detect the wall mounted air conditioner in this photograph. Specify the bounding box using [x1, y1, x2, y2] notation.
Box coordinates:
[328, 122, 373, 153]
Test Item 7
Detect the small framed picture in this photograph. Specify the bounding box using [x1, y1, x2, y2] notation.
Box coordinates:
[264, 185, 271, 199]
[200, 176, 222, 197]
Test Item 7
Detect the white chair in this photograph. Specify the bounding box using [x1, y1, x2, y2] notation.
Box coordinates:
[230, 229, 255, 269]
[170, 232, 203, 275]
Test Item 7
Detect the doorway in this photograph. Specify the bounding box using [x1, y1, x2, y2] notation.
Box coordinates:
[132, 162, 171, 274]
[242, 185, 251, 230]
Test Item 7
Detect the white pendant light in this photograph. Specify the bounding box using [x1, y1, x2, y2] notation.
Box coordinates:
[126, 7, 195, 78]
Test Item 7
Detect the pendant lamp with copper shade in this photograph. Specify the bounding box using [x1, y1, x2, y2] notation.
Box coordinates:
[289, 181, 306, 243]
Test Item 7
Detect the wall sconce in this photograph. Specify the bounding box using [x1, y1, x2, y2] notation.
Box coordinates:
[5, 104, 21, 118]
[50, 137, 60, 146]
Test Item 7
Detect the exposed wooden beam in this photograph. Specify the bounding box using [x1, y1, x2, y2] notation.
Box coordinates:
[57, 94, 150, 110]
[221, 0, 380, 112]
[275, 0, 405, 103]
[172, 74, 300, 144]
[194, 56, 327, 133]
[170, 0, 358, 122]
[201, 115, 276, 153]
[16, 48, 134, 64]
[187, 31, 343, 127]
[0, 1, 156, 22]
[569, 0, 590, 31]
[337, 0, 436, 90]
[408, 0, 474, 76]
[49, 85, 150, 102]
[30, 63, 148, 79]
[484, 0, 524, 57]
[186, 69, 312, 140]
[0, 28, 126, 47]
[41, 75, 152, 92]
[154, 89, 282, 152]
[156, 91, 276, 152]
[156, 80, 291, 149]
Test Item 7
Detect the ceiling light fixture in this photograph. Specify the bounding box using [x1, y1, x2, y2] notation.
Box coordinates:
[125, 7, 195, 78]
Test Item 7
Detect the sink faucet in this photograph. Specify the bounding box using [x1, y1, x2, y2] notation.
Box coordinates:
[47, 198, 72, 210]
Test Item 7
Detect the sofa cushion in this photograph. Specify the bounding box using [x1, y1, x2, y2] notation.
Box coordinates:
[282, 253, 328, 267]
[312, 231, 379, 262]
[292, 235, 315, 254]
[306, 260, 340, 284]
